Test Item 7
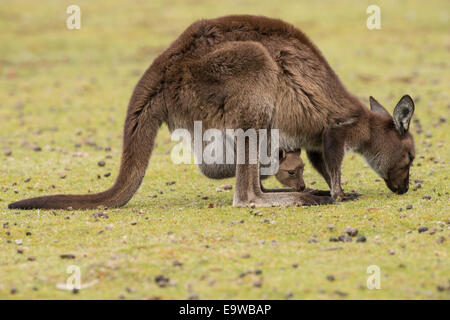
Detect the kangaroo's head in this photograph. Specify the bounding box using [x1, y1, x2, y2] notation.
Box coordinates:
[365, 95, 415, 194]
[276, 150, 306, 191]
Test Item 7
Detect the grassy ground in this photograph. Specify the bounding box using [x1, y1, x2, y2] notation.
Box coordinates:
[0, 0, 449, 299]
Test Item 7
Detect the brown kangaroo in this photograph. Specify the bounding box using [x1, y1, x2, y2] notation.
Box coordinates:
[8, 15, 415, 210]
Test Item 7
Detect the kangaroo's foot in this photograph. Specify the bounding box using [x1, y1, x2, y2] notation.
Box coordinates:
[331, 190, 361, 202]
[234, 191, 333, 207]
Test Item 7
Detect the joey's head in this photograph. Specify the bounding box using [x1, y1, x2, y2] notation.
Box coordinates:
[275, 150, 306, 191]
[365, 95, 416, 194]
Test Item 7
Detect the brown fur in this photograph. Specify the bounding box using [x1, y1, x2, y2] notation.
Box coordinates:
[8, 15, 415, 209]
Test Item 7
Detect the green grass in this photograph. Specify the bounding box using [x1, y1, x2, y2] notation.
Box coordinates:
[0, 0, 449, 299]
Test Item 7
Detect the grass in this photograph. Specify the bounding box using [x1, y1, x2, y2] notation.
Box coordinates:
[0, 0, 449, 299]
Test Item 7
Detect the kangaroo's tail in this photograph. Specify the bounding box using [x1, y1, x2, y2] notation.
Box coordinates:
[8, 70, 164, 210]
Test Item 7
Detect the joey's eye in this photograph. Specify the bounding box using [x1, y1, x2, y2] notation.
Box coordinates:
[288, 170, 295, 176]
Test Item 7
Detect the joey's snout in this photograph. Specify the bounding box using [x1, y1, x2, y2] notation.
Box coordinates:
[297, 179, 306, 192]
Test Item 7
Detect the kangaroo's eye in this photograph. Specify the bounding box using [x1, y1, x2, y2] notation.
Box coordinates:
[288, 170, 295, 176]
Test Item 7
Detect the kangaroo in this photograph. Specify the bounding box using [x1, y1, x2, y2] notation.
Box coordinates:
[8, 15, 415, 210]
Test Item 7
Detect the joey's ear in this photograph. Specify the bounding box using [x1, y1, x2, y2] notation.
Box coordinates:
[278, 149, 286, 160]
[369, 96, 390, 116]
[393, 95, 415, 135]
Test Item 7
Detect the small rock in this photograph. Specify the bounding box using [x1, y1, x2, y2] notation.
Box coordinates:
[60, 254, 76, 259]
[345, 227, 358, 237]
[92, 212, 109, 219]
[326, 275, 335, 281]
[437, 236, 445, 244]
[388, 249, 395, 255]
[33, 146, 42, 152]
[221, 184, 233, 190]
[308, 237, 319, 243]
[172, 259, 183, 267]
[418, 226, 428, 233]
[405, 204, 413, 210]
[187, 293, 199, 300]
[154, 274, 170, 287]
[329, 237, 339, 242]
[10, 288, 17, 294]
[338, 235, 352, 242]
[356, 236, 367, 243]
[14, 239, 23, 245]
[253, 280, 262, 288]
[165, 181, 176, 186]
[97, 160, 106, 167]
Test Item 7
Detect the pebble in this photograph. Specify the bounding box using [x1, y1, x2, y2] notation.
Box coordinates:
[388, 249, 395, 255]
[308, 237, 319, 243]
[338, 235, 352, 242]
[97, 160, 106, 167]
[329, 237, 339, 242]
[418, 226, 428, 233]
[422, 195, 431, 200]
[326, 275, 335, 281]
[92, 212, 109, 219]
[60, 254, 76, 259]
[188, 293, 199, 300]
[406, 204, 413, 210]
[154, 274, 170, 287]
[356, 236, 367, 243]
[172, 259, 183, 267]
[345, 227, 358, 237]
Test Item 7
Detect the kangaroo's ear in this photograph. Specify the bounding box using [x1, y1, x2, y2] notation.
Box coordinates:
[369, 96, 390, 116]
[393, 95, 415, 135]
